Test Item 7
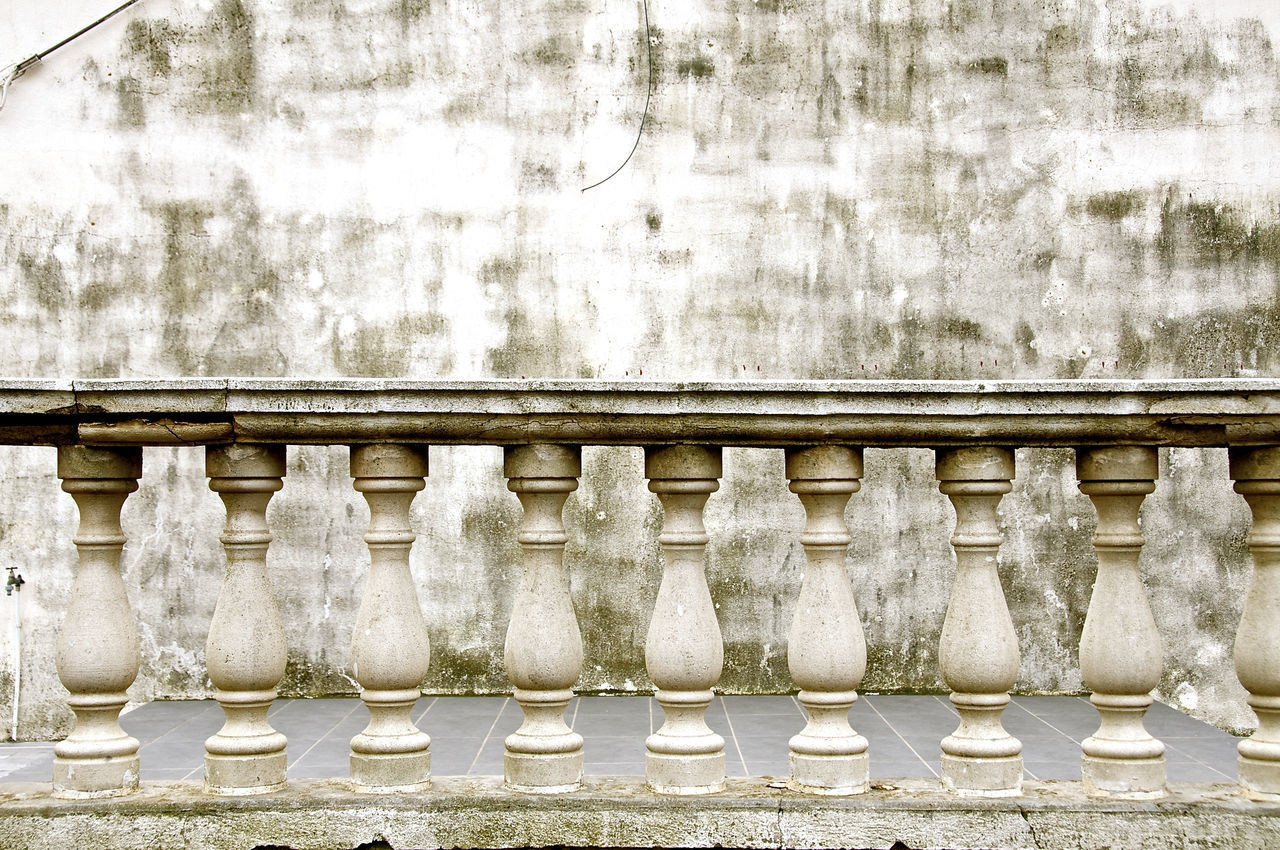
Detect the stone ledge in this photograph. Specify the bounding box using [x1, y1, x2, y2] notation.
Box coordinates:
[3, 378, 1280, 447]
[0, 777, 1276, 850]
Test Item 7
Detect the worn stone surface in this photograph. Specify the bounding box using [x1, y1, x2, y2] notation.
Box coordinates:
[0, 777, 1278, 850]
[1, 0, 1280, 740]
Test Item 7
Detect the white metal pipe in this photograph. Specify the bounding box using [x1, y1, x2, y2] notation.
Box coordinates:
[9, 588, 19, 742]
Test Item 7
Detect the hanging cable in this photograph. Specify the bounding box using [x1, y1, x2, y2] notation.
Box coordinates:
[581, 0, 653, 193]
[0, 0, 145, 112]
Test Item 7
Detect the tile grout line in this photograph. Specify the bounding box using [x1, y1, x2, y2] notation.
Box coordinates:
[288, 702, 363, 771]
[1163, 741, 1236, 782]
[865, 697, 939, 779]
[135, 703, 216, 754]
[412, 696, 438, 726]
[1009, 699, 1087, 746]
[466, 697, 510, 776]
[718, 696, 751, 778]
[267, 698, 294, 720]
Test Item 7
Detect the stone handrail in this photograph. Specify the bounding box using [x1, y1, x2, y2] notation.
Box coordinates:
[3, 378, 1279, 806]
[3, 377, 1280, 446]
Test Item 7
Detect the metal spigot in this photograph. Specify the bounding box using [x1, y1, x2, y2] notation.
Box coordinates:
[4, 567, 23, 596]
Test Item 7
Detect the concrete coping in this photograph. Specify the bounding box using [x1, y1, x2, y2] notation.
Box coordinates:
[0, 777, 1276, 850]
[1, 378, 1279, 447]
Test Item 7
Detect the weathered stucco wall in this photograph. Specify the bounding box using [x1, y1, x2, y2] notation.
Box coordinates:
[1, 0, 1278, 737]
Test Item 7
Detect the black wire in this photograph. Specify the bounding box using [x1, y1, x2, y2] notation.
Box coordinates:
[581, 0, 653, 193]
[12, 0, 145, 79]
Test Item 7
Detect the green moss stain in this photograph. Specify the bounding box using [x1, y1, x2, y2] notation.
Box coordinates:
[966, 56, 1007, 75]
[371, 59, 417, 89]
[1086, 191, 1141, 221]
[18, 252, 69, 313]
[123, 18, 177, 77]
[197, 0, 256, 115]
[395, 0, 431, 33]
[1154, 194, 1280, 268]
[1013, 322, 1039, 367]
[1117, 319, 1150, 373]
[115, 76, 146, 128]
[1184, 200, 1255, 263]
[279, 652, 358, 697]
[332, 314, 446, 377]
[1255, 221, 1280, 273]
[1121, 302, 1280, 377]
[518, 160, 558, 192]
[426, 646, 504, 693]
[678, 54, 715, 78]
[528, 35, 574, 67]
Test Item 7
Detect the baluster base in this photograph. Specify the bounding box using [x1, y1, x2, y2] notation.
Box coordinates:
[204, 752, 288, 796]
[351, 751, 431, 794]
[645, 750, 726, 795]
[940, 754, 1023, 797]
[503, 690, 584, 792]
[646, 689, 726, 795]
[1081, 755, 1167, 799]
[52, 755, 140, 799]
[787, 693, 869, 795]
[940, 695, 1022, 796]
[504, 751, 584, 794]
[1080, 696, 1166, 798]
[1238, 756, 1280, 802]
[787, 752, 869, 796]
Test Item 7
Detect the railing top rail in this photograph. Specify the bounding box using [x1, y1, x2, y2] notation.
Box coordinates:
[2, 378, 1280, 447]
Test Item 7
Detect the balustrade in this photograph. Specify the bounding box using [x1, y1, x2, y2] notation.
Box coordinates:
[8, 380, 1280, 811]
[935, 447, 1022, 796]
[203, 444, 289, 795]
[53, 446, 142, 798]
[643, 445, 726, 795]
[348, 444, 433, 792]
[503, 444, 585, 792]
[1076, 447, 1166, 798]
[1231, 446, 1280, 802]
[785, 445, 869, 795]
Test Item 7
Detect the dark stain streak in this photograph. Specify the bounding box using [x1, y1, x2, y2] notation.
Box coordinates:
[678, 54, 715, 78]
[966, 56, 1007, 75]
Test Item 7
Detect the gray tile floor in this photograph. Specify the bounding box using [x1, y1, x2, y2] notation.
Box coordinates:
[0, 695, 1242, 785]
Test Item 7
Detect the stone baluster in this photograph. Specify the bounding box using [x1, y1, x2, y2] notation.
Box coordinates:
[785, 446, 869, 795]
[1076, 446, 1166, 799]
[349, 444, 432, 792]
[503, 445, 585, 792]
[936, 447, 1022, 796]
[53, 446, 143, 798]
[204, 445, 289, 795]
[1230, 446, 1280, 802]
[644, 445, 725, 795]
